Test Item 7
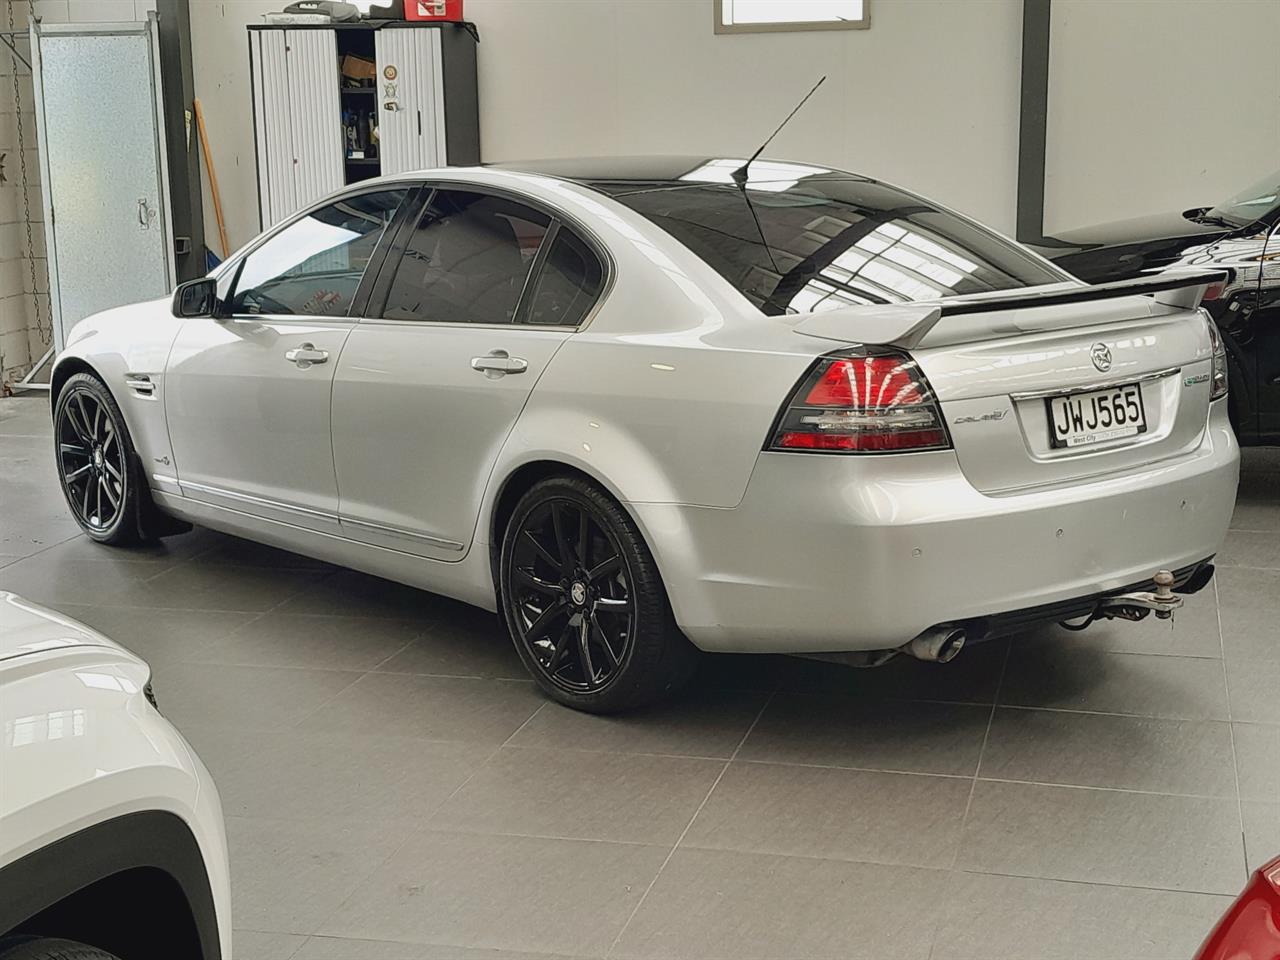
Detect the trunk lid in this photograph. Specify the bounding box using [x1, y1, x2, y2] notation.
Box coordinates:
[916, 300, 1212, 493]
[786, 272, 1222, 494]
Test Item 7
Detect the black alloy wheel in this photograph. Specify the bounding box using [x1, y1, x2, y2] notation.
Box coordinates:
[500, 476, 697, 712]
[508, 496, 633, 693]
[54, 373, 140, 544]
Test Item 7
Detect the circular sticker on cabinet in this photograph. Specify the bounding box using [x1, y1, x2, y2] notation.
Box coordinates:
[383, 65, 398, 81]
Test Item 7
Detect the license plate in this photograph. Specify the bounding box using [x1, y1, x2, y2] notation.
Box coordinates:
[1045, 384, 1147, 449]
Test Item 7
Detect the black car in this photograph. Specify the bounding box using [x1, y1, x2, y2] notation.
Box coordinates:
[1032, 170, 1280, 445]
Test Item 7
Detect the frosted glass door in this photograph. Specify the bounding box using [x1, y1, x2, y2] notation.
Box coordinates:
[32, 17, 172, 351]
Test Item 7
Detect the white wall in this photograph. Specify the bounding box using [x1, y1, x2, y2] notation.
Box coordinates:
[190, 0, 1025, 252]
[1045, 0, 1280, 234]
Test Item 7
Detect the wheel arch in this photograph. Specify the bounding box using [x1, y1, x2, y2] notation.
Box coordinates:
[0, 811, 220, 960]
[487, 459, 636, 592]
[49, 356, 101, 416]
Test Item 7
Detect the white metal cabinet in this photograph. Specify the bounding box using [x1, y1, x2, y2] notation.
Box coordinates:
[249, 22, 479, 230]
[374, 28, 447, 175]
[250, 29, 345, 227]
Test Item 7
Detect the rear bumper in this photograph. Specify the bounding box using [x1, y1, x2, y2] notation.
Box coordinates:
[631, 405, 1239, 654]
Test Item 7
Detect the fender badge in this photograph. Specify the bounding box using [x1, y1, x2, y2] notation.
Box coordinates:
[1183, 373, 1210, 386]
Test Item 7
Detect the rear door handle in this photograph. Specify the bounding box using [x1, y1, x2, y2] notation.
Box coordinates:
[471, 349, 528, 377]
[285, 343, 329, 367]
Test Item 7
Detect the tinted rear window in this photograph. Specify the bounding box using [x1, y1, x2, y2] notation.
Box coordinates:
[594, 169, 1064, 315]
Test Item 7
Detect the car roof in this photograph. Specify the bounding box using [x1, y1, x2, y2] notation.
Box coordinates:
[487, 155, 872, 195]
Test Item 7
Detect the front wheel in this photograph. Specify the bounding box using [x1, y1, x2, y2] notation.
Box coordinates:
[54, 373, 141, 545]
[499, 476, 697, 713]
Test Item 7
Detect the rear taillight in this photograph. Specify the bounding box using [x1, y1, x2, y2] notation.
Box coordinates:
[1203, 309, 1229, 401]
[767, 350, 951, 453]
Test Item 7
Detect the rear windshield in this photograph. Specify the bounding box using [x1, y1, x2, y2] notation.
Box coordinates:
[592, 164, 1064, 316]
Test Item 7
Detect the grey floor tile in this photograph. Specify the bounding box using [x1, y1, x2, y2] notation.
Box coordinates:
[141, 562, 330, 612]
[183, 725, 490, 821]
[1226, 658, 1280, 724]
[980, 708, 1237, 796]
[1217, 530, 1280, 569]
[231, 930, 308, 960]
[1233, 722, 1280, 802]
[1218, 567, 1280, 661]
[1000, 644, 1229, 720]
[0, 519, 82, 560]
[194, 611, 423, 672]
[46, 603, 255, 667]
[0, 553, 166, 606]
[306, 673, 543, 745]
[432, 745, 722, 845]
[683, 760, 970, 868]
[276, 569, 455, 620]
[0, 551, 325, 611]
[373, 609, 528, 680]
[318, 830, 667, 957]
[612, 847, 939, 960]
[34, 526, 229, 567]
[1242, 802, 1280, 872]
[508, 687, 768, 759]
[295, 937, 591, 960]
[957, 780, 1244, 894]
[1231, 498, 1280, 532]
[930, 872, 1232, 960]
[737, 694, 990, 776]
[228, 816, 409, 935]
[156, 662, 362, 732]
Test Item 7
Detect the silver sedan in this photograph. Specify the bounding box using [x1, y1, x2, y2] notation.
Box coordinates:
[50, 157, 1239, 711]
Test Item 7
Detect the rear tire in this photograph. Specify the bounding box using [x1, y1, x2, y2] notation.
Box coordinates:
[0, 938, 121, 960]
[53, 373, 142, 546]
[499, 476, 697, 713]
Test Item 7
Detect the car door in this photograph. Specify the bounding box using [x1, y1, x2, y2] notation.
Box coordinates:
[332, 185, 607, 559]
[165, 187, 411, 532]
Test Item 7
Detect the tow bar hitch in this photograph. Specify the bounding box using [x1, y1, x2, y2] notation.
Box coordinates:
[1096, 569, 1183, 622]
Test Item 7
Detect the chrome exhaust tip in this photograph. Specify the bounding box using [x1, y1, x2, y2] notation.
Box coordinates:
[902, 625, 967, 663]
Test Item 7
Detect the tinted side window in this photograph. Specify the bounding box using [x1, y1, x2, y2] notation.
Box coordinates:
[382, 189, 550, 324]
[523, 228, 605, 326]
[229, 189, 408, 317]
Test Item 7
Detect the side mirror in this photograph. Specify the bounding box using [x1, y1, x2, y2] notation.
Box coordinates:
[172, 277, 220, 318]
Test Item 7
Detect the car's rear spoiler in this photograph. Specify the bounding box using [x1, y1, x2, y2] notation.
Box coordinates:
[792, 268, 1228, 350]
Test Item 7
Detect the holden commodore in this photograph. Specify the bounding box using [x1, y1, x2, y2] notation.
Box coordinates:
[49, 157, 1239, 712]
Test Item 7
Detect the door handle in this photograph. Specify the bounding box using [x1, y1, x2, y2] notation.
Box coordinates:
[471, 349, 528, 377]
[285, 343, 329, 367]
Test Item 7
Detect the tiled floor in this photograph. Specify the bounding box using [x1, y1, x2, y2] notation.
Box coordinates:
[2, 394, 1277, 960]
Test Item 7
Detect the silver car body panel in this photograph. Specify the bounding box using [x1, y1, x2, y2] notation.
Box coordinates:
[54, 166, 1239, 653]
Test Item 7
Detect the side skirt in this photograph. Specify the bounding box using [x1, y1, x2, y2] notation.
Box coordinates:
[152, 490, 499, 613]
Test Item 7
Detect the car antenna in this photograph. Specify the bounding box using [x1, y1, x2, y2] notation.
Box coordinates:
[731, 75, 827, 187]
[730, 76, 826, 283]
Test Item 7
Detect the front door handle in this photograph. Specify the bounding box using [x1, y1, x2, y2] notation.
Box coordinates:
[285, 343, 329, 368]
[471, 349, 528, 378]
